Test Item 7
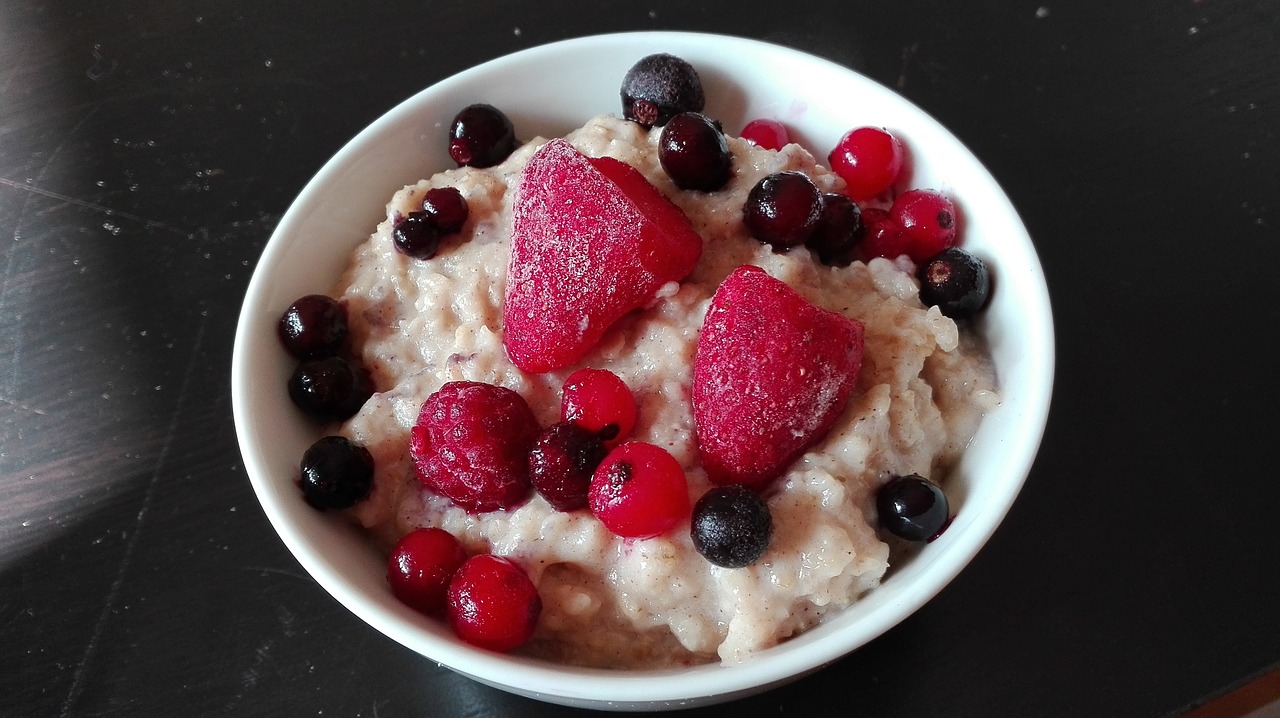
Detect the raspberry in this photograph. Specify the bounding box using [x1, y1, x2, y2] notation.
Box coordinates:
[560, 368, 638, 447]
[588, 442, 690, 539]
[890, 188, 958, 262]
[387, 527, 468, 615]
[447, 554, 542, 652]
[528, 422, 608, 512]
[410, 381, 540, 513]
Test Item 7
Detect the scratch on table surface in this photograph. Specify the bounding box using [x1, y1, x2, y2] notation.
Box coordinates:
[0, 395, 48, 415]
[58, 315, 208, 718]
[242, 565, 315, 583]
[0, 177, 190, 238]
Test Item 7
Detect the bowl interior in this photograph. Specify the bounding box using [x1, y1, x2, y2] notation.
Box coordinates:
[231, 31, 1053, 710]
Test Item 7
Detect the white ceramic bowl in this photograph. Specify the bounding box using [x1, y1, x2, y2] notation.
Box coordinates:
[232, 31, 1054, 711]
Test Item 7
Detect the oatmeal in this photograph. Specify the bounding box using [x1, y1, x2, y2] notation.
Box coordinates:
[331, 114, 998, 667]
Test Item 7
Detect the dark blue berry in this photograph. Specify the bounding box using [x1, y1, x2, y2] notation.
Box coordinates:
[691, 485, 772, 568]
[393, 211, 442, 259]
[621, 53, 705, 128]
[449, 104, 517, 168]
[278, 294, 347, 359]
[300, 436, 374, 510]
[528, 422, 608, 512]
[288, 355, 372, 421]
[421, 187, 469, 234]
[805, 193, 864, 266]
[876, 474, 950, 541]
[918, 247, 991, 319]
[743, 171, 823, 251]
[659, 112, 731, 191]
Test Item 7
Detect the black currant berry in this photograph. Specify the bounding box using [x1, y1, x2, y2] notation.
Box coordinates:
[278, 294, 347, 360]
[528, 422, 609, 512]
[393, 211, 443, 260]
[691, 485, 773, 568]
[421, 187, 469, 234]
[917, 247, 991, 319]
[743, 171, 823, 251]
[288, 355, 373, 421]
[876, 474, 950, 541]
[299, 436, 374, 510]
[449, 104, 517, 168]
[620, 53, 705, 128]
[659, 112, 732, 191]
[805, 193, 864, 267]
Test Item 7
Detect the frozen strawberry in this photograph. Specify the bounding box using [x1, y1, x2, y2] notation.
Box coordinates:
[693, 265, 864, 490]
[503, 139, 702, 373]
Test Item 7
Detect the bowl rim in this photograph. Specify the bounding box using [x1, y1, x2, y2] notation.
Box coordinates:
[232, 29, 1055, 708]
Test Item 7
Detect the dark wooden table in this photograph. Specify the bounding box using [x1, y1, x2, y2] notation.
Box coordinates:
[4, 1, 1277, 716]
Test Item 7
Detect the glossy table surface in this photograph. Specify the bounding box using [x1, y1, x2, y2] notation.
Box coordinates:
[3, 1, 1277, 716]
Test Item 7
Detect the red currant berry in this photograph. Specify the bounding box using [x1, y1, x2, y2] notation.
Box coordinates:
[890, 189, 958, 262]
[589, 442, 689, 539]
[827, 127, 905, 201]
[740, 119, 790, 151]
[560, 368, 638, 447]
[858, 207, 912, 260]
[387, 528, 468, 615]
[447, 554, 541, 652]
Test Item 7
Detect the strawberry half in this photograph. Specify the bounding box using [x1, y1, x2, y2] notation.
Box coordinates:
[693, 265, 865, 490]
[503, 139, 702, 373]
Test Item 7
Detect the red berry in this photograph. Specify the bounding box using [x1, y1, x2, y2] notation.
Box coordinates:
[528, 422, 608, 511]
[740, 119, 790, 151]
[504, 139, 702, 373]
[693, 266, 865, 490]
[890, 189, 958, 262]
[588, 442, 690, 539]
[827, 127, 905, 201]
[560, 368, 638, 446]
[858, 207, 912, 260]
[447, 554, 541, 652]
[409, 381, 540, 513]
[387, 528, 468, 615]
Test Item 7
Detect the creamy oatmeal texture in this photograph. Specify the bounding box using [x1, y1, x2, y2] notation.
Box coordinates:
[333, 114, 998, 668]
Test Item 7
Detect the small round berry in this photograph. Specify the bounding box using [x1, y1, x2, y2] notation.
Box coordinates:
[449, 104, 517, 168]
[620, 53, 705, 128]
[288, 356, 373, 421]
[828, 127, 905, 201]
[299, 436, 374, 510]
[805, 193, 864, 267]
[876, 474, 950, 541]
[410, 381, 540, 513]
[393, 211, 443, 260]
[740, 119, 790, 151]
[691, 485, 773, 568]
[589, 442, 690, 539]
[421, 187, 469, 234]
[743, 171, 823, 250]
[447, 554, 542, 652]
[278, 294, 347, 360]
[659, 112, 732, 191]
[387, 527, 468, 615]
[858, 207, 912, 260]
[528, 422, 609, 512]
[891, 189, 958, 262]
[560, 368, 638, 447]
[918, 247, 991, 319]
